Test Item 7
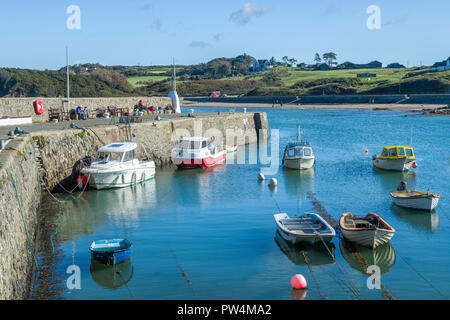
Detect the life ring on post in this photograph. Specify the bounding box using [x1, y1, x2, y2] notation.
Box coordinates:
[34, 100, 44, 115]
[76, 175, 87, 190]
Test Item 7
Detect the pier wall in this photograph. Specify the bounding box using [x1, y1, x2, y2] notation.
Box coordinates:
[32, 112, 268, 190]
[0, 135, 40, 299]
[0, 97, 172, 122]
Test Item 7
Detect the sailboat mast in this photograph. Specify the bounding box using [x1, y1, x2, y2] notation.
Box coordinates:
[297, 125, 301, 142]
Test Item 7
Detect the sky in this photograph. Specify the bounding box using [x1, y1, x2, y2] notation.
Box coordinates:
[0, 0, 448, 70]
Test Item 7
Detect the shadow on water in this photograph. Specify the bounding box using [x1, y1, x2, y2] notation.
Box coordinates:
[372, 167, 417, 190]
[339, 238, 396, 275]
[274, 230, 335, 267]
[390, 204, 440, 233]
[90, 258, 134, 290]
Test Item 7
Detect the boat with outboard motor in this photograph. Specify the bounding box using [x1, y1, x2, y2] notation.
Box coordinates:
[171, 136, 226, 169]
[282, 125, 315, 170]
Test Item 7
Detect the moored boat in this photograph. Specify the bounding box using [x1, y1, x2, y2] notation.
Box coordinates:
[171, 136, 226, 169]
[282, 125, 315, 170]
[340, 212, 395, 249]
[390, 182, 440, 211]
[89, 239, 133, 265]
[372, 146, 416, 171]
[80, 142, 155, 190]
[273, 212, 335, 245]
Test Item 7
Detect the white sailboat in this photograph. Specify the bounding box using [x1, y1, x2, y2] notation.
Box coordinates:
[168, 58, 181, 114]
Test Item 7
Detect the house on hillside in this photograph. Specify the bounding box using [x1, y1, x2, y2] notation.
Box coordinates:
[431, 57, 450, 71]
[251, 59, 273, 73]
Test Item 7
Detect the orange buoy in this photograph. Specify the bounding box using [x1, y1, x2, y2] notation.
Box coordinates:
[364, 148, 368, 154]
[412, 162, 418, 168]
[34, 100, 44, 115]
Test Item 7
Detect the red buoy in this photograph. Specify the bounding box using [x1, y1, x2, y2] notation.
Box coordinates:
[364, 148, 368, 154]
[412, 162, 418, 168]
[76, 175, 87, 190]
[34, 100, 44, 115]
[291, 274, 307, 289]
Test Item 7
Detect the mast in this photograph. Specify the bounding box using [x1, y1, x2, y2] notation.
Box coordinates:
[66, 46, 70, 104]
[172, 57, 176, 92]
[297, 124, 301, 142]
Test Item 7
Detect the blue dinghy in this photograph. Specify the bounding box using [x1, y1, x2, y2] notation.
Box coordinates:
[89, 239, 133, 265]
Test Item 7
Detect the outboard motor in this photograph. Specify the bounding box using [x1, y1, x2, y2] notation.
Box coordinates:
[397, 181, 407, 191]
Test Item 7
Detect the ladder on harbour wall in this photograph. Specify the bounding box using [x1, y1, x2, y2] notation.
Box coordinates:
[32, 140, 47, 192]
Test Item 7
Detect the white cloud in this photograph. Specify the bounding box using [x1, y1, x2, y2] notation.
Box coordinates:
[230, 3, 272, 25]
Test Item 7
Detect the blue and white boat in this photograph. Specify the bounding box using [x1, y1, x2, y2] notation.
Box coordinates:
[282, 125, 315, 170]
[89, 239, 133, 265]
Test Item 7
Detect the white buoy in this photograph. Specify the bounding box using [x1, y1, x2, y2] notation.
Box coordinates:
[268, 178, 278, 187]
[257, 173, 265, 181]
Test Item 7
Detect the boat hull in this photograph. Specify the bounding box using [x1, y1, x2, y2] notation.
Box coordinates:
[340, 228, 394, 249]
[372, 157, 414, 171]
[82, 164, 155, 190]
[284, 157, 315, 170]
[91, 248, 132, 265]
[173, 151, 226, 169]
[391, 195, 439, 211]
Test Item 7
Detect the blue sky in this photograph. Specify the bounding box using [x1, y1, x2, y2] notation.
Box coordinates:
[0, 0, 448, 69]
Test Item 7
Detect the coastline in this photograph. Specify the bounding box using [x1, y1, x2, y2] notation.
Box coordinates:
[182, 101, 445, 111]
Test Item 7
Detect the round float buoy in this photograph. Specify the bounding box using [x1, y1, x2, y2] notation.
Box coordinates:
[291, 274, 307, 290]
[412, 162, 418, 168]
[268, 178, 277, 187]
[76, 175, 87, 190]
[34, 100, 44, 115]
[257, 173, 265, 181]
[364, 148, 368, 154]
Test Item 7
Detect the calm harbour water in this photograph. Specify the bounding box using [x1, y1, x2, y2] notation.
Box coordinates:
[32, 107, 450, 300]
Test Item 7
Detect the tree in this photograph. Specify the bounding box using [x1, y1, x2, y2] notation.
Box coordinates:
[269, 56, 277, 66]
[282, 56, 290, 66]
[314, 53, 321, 65]
[288, 58, 298, 67]
[322, 52, 337, 67]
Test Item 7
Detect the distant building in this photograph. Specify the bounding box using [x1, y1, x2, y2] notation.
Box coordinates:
[251, 59, 273, 73]
[431, 57, 450, 71]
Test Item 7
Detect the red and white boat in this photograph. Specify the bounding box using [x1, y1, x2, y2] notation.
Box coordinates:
[171, 136, 226, 169]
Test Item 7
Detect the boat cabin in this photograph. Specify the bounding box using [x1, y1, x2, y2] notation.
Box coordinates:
[178, 137, 209, 150]
[95, 142, 138, 163]
[378, 146, 414, 159]
[284, 142, 314, 159]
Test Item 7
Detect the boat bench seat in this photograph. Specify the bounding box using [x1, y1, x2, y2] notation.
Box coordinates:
[285, 224, 322, 230]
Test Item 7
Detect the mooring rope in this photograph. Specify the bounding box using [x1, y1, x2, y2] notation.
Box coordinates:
[394, 248, 448, 299]
[300, 250, 327, 300]
[316, 233, 366, 300]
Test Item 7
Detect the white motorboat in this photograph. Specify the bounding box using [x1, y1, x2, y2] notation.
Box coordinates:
[171, 136, 226, 169]
[340, 212, 395, 249]
[273, 213, 335, 245]
[390, 182, 440, 211]
[81, 142, 155, 190]
[282, 125, 315, 170]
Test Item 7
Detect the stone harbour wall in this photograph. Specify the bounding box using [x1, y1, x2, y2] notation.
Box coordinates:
[0, 135, 40, 299]
[33, 112, 268, 190]
[0, 97, 172, 122]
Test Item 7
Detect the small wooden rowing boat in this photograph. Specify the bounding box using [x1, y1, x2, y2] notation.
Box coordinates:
[390, 187, 440, 211]
[90, 239, 133, 265]
[274, 213, 335, 245]
[340, 212, 395, 249]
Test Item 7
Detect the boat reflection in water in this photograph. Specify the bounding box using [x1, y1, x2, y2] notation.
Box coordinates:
[373, 167, 416, 190]
[390, 204, 440, 233]
[90, 258, 134, 289]
[339, 238, 396, 275]
[274, 230, 335, 266]
[282, 167, 315, 199]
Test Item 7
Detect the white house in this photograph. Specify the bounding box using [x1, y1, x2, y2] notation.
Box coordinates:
[252, 59, 273, 73]
[431, 57, 450, 71]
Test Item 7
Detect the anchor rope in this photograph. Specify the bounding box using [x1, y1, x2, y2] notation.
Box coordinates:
[300, 250, 327, 300]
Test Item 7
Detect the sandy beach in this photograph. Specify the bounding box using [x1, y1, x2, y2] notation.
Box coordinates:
[182, 101, 444, 111]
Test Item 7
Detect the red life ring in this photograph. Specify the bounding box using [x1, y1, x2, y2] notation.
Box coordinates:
[34, 100, 44, 115]
[76, 175, 87, 189]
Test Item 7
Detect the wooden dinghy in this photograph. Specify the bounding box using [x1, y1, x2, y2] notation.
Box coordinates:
[390, 182, 440, 211]
[339, 212, 395, 249]
[274, 213, 335, 245]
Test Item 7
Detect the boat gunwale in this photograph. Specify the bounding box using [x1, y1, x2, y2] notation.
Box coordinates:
[274, 213, 336, 238]
[89, 239, 133, 253]
[389, 190, 440, 199]
[339, 212, 396, 233]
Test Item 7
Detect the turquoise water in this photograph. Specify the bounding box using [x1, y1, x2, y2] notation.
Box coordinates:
[32, 108, 450, 300]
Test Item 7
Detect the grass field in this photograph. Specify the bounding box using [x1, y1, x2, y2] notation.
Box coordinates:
[127, 75, 171, 87]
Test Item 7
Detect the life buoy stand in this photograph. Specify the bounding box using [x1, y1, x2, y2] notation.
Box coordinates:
[34, 100, 44, 115]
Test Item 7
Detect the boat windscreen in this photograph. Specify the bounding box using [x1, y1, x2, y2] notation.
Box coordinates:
[180, 140, 203, 149]
[96, 152, 122, 162]
[304, 148, 312, 156]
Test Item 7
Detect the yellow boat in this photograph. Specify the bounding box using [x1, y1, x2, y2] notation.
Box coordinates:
[372, 146, 416, 171]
